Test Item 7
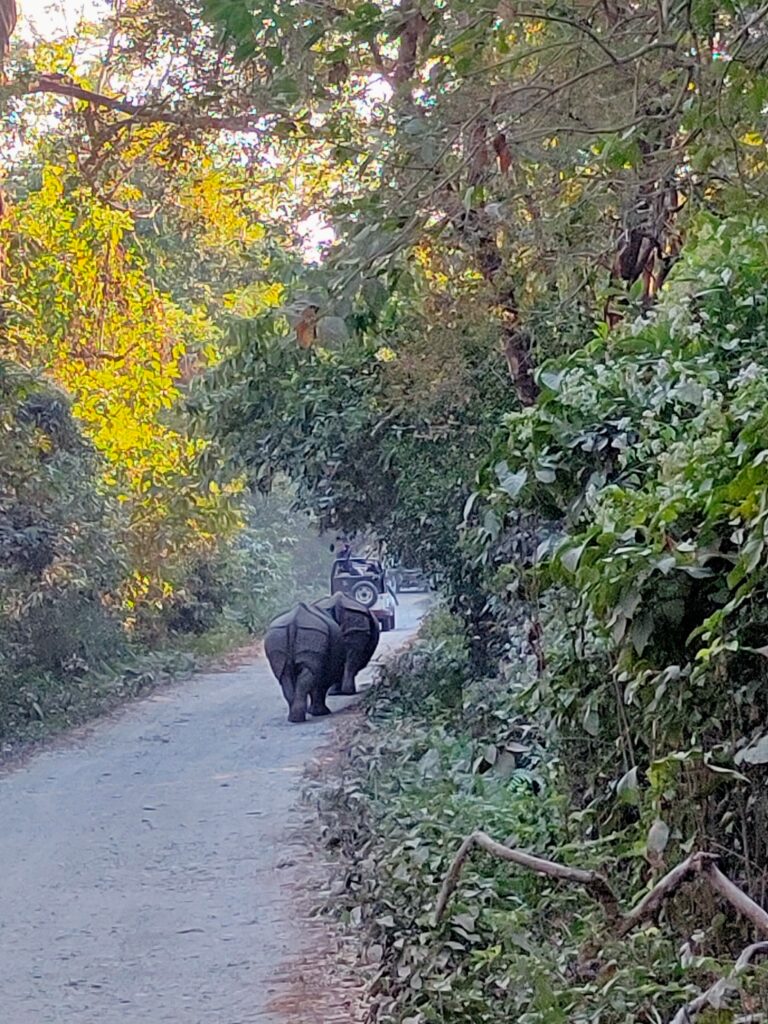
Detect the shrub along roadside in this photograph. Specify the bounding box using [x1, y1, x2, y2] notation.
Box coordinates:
[0, 360, 326, 749]
[312, 610, 768, 1024]
[0, 647, 198, 760]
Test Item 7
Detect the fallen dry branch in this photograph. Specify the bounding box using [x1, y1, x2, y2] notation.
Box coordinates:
[620, 855, 768, 938]
[434, 830, 618, 923]
[435, 832, 768, 941]
[618, 852, 718, 937]
[668, 941, 768, 1024]
[707, 864, 768, 937]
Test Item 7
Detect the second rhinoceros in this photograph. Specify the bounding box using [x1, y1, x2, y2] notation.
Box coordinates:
[314, 592, 380, 696]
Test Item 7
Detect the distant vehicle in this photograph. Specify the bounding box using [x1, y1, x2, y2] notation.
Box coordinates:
[391, 566, 428, 593]
[330, 557, 396, 631]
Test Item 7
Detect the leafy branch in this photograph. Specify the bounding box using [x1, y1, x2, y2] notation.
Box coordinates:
[670, 942, 768, 1024]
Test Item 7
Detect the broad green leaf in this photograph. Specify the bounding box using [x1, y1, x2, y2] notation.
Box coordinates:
[583, 706, 600, 737]
[646, 818, 670, 856]
[495, 461, 527, 498]
[559, 539, 589, 574]
[616, 765, 639, 804]
[735, 735, 768, 766]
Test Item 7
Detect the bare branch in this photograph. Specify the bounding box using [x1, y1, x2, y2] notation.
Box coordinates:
[434, 830, 618, 923]
[707, 863, 768, 937]
[511, 8, 625, 64]
[669, 942, 768, 1024]
[618, 852, 717, 936]
[392, 0, 429, 87]
[731, 3, 768, 48]
[436, 834, 768, 943]
[0, 0, 16, 57]
[25, 76, 271, 134]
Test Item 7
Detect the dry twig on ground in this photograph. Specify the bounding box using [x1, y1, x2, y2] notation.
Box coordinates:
[668, 941, 768, 1024]
[434, 830, 618, 924]
[435, 830, 768, 1020]
[436, 831, 768, 937]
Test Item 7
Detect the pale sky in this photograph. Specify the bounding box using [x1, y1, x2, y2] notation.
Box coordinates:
[18, 0, 105, 39]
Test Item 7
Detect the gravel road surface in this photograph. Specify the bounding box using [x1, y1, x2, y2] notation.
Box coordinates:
[0, 594, 427, 1023]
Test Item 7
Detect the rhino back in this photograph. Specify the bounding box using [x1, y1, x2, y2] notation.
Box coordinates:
[293, 602, 338, 658]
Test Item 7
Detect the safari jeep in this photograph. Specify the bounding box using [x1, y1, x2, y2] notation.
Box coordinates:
[330, 557, 396, 631]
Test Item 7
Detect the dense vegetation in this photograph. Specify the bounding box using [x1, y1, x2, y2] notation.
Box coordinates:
[0, 331, 326, 737]
[0, 11, 331, 739]
[5, 0, 768, 1017]
[316, 611, 768, 1023]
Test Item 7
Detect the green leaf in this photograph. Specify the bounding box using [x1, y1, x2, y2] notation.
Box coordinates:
[616, 765, 639, 804]
[646, 818, 670, 856]
[583, 706, 600, 737]
[534, 465, 556, 484]
[495, 461, 527, 498]
[462, 491, 480, 522]
[673, 381, 704, 406]
[559, 539, 588, 574]
[362, 277, 388, 314]
[630, 611, 654, 655]
[539, 370, 562, 392]
[629, 277, 645, 300]
[735, 735, 768, 766]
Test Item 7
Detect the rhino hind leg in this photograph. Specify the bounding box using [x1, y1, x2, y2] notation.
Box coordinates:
[308, 683, 332, 717]
[309, 659, 334, 716]
[288, 667, 313, 723]
[327, 648, 343, 694]
[328, 671, 346, 697]
[279, 668, 296, 705]
[327, 654, 357, 696]
[339, 664, 356, 696]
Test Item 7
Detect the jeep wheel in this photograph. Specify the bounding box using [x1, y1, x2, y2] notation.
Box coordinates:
[352, 581, 377, 608]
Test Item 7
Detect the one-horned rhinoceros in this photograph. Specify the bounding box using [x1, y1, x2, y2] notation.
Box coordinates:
[264, 602, 345, 722]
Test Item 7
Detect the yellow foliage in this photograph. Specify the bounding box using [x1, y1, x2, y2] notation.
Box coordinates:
[741, 132, 766, 148]
[177, 169, 266, 251]
[561, 178, 584, 204]
[1, 166, 241, 621]
[223, 281, 284, 316]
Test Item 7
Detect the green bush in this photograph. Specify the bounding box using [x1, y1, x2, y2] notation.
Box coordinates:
[472, 211, 768, 900]
[314, 213, 768, 1023]
[370, 606, 471, 714]
[0, 362, 132, 734]
[314, 609, 768, 1024]
[0, 363, 125, 672]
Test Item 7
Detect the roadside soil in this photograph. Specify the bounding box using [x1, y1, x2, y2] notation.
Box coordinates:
[0, 594, 426, 1023]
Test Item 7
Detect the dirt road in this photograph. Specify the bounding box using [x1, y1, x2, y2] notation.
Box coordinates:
[0, 594, 427, 1023]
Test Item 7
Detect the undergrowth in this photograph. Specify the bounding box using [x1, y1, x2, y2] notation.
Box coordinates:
[0, 620, 251, 756]
[314, 609, 768, 1023]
